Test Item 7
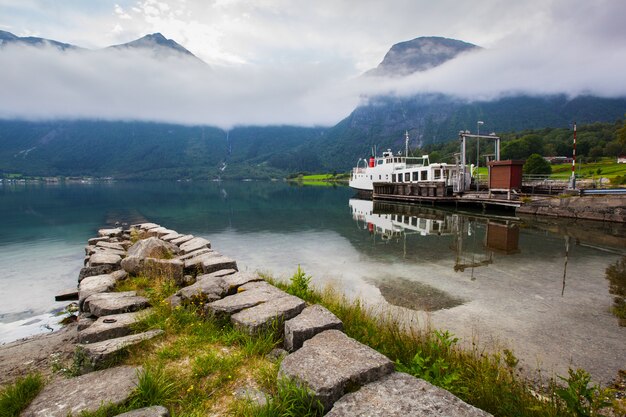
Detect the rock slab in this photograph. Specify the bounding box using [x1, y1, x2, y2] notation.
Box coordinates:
[284, 304, 343, 352]
[86, 293, 150, 317]
[78, 310, 151, 344]
[326, 372, 493, 417]
[81, 329, 164, 365]
[279, 329, 394, 410]
[207, 281, 287, 316]
[21, 366, 140, 417]
[231, 294, 306, 334]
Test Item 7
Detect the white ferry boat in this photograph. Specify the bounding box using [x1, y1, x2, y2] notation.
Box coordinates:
[348, 133, 472, 193]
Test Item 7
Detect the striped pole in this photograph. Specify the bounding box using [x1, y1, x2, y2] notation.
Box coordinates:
[570, 122, 577, 189]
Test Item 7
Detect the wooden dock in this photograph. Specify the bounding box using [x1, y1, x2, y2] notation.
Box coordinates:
[372, 182, 521, 210]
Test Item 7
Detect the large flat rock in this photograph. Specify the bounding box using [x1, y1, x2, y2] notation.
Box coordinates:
[161, 232, 182, 242]
[85, 291, 150, 317]
[207, 281, 287, 316]
[284, 304, 343, 352]
[89, 251, 122, 267]
[81, 329, 164, 365]
[114, 406, 171, 417]
[78, 264, 115, 282]
[176, 248, 213, 261]
[79, 274, 117, 308]
[326, 372, 493, 417]
[78, 310, 151, 344]
[21, 365, 140, 417]
[201, 255, 237, 274]
[170, 234, 194, 245]
[176, 275, 226, 302]
[231, 294, 306, 334]
[279, 329, 394, 410]
[96, 241, 126, 251]
[179, 237, 211, 254]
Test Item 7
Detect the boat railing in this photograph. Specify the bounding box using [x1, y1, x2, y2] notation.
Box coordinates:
[353, 167, 368, 174]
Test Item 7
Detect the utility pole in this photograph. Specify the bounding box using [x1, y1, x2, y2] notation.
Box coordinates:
[476, 121, 484, 190]
[569, 122, 577, 189]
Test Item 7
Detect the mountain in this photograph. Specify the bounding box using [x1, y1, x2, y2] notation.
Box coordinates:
[108, 32, 200, 60]
[1, 33, 625, 179]
[0, 30, 78, 51]
[365, 36, 479, 77]
[0, 120, 324, 179]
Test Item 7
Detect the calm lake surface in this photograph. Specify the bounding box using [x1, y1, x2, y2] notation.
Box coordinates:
[1, 181, 625, 383]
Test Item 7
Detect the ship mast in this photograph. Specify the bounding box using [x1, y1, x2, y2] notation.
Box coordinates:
[405, 130, 409, 158]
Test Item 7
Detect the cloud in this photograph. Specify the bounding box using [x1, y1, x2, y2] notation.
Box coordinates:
[0, 0, 625, 128]
[0, 44, 360, 128]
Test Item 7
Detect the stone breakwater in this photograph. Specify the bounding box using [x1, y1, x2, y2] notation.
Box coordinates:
[28, 222, 492, 417]
[517, 195, 626, 223]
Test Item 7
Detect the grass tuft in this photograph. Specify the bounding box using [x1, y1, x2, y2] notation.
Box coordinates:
[0, 373, 44, 417]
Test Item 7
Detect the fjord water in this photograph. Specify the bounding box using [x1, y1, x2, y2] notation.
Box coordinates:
[1, 181, 624, 383]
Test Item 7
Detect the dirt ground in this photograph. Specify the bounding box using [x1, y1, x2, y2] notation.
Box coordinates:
[0, 323, 78, 386]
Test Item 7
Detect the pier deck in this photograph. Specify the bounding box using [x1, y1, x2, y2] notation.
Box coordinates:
[372, 182, 521, 209]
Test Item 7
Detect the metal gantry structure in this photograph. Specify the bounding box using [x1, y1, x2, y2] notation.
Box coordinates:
[457, 130, 501, 193]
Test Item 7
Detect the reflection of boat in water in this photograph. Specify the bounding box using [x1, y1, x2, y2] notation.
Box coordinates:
[349, 198, 521, 272]
[350, 198, 457, 239]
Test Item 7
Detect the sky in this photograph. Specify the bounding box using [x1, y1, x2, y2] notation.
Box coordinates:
[1, 0, 626, 128]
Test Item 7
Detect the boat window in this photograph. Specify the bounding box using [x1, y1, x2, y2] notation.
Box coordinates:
[377, 159, 383, 165]
[421, 171, 427, 181]
[392, 174, 396, 182]
[434, 169, 441, 180]
[404, 173, 410, 181]
[411, 217, 418, 226]
[370, 175, 373, 180]
[412, 172, 418, 181]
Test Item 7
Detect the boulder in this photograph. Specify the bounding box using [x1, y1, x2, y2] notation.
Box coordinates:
[284, 305, 343, 352]
[179, 237, 211, 255]
[98, 227, 123, 238]
[183, 252, 220, 273]
[21, 366, 140, 417]
[86, 292, 150, 317]
[127, 237, 179, 259]
[78, 310, 151, 344]
[222, 272, 264, 293]
[231, 294, 306, 334]
[204, 268, 237, 278]
[144, 258, 184, 282]
[81, 330, 164, 365]
[279, 330, 394, 410]
[326, 372, 493, 417]
[78, 264, 115, 282]
[89, 251, 122, 267]
[206, 281, 287, 316]
[121, 255, 144, 275]
[114, 406, 171, 417]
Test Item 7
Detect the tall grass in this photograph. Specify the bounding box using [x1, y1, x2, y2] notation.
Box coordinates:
[0, 373, 44, 417]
